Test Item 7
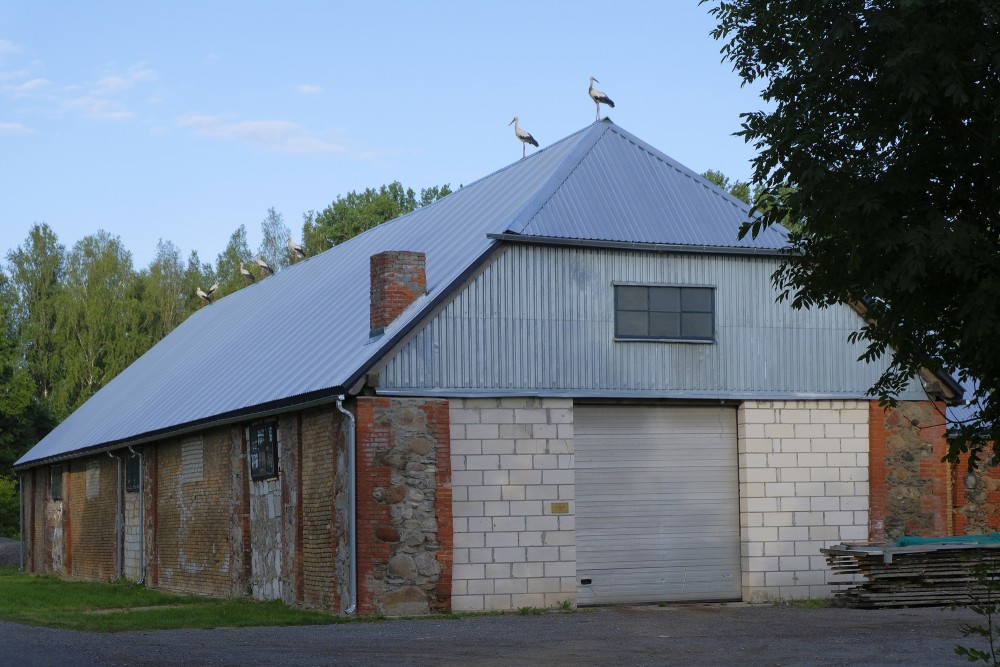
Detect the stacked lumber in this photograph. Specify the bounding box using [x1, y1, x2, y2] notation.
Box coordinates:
[821, 542, 1000, 609]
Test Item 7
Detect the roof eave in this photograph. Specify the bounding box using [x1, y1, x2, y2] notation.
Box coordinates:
[487, 232, 790, 257]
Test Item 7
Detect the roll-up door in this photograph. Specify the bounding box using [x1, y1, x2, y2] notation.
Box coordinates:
[575, 404, 740, 604]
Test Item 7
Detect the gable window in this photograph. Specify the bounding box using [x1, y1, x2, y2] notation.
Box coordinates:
[125, 453, 141, 493]
[50, 465, 63, 501]
[615, 284, 715, 341]
[249, 422, 279, 480]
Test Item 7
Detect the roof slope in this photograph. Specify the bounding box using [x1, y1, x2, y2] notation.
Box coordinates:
[17, 120, 784, 467]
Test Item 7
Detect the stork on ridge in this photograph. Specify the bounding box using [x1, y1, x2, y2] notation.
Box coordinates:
[256, 254, 274, 276]
[239, 261, 255, 286]
[196, 287, 211, 305]
[288, 237, 306, 262]
[509, 116, 539, 159]
[589, 76, 615, 121]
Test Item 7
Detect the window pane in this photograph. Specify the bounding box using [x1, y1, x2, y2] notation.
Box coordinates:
[649, 287, 680, 312]
[681, 312, 714, 339]
[616, 311, 648, 337]
[616, 286, 647, 311]
[649, 312, 680, 337]
[681, 287, 713, 313]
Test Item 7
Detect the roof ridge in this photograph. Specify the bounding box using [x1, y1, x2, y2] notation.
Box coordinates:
[503, 121, 612, 235]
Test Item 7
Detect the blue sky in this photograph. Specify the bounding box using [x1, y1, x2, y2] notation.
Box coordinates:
[0, 2, 765, 268]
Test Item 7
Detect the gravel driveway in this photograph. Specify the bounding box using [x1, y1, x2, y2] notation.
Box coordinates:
[0, 603, 987, 666]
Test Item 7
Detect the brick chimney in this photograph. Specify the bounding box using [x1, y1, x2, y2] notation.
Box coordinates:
[370, 250, 427, 337]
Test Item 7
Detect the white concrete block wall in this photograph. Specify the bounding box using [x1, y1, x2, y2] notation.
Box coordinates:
[449, 397, 575, 612]
[739, 400, 869, 601]
[123, 493, 142, 581]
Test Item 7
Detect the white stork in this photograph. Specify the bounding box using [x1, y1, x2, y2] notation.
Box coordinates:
[288, 237, 306, 262]
[196, 287, 211, 305]
[256, 254, 274, 276]
[239, 261, 255, 286]
[207, 282, 219, 299]
[588, 76, 615, 121]
[509, 116, 539, 159]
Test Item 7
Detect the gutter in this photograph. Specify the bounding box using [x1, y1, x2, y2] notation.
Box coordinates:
[334, 396, 357, 615]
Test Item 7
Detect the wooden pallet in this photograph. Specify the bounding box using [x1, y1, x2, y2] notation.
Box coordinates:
[821, 542, 1000, 609]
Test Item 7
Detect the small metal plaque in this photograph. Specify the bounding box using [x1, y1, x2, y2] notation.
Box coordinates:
[551, 502, 570, 514]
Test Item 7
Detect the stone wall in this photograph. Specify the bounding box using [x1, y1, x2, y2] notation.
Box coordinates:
[738, 400, 870, 601]
[449, 397, 575, 612]
[123, 489, 141, 581]
[951, 447, 1000, 535]
[869, 401, 950, 542]
[249, 474, 282, 599]
[355, 397, 452, 616]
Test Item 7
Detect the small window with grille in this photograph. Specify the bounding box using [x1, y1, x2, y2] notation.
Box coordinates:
[50, 464, 63, 501]
[125, 453, 141, 493]
[615, 284, 715, 342]
[249, 422, 279, 480]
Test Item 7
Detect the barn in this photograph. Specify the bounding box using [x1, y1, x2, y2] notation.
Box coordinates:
[15, 120, 961, 615]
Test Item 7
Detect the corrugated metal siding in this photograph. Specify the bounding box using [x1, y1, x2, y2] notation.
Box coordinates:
[575, 405, 741, 604]
[379, 244, 927, 399]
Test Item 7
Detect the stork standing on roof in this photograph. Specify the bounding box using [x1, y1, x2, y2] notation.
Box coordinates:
[509, 117, 539, 159]
[196, 287, 211, 306]
[288, 237, 306, 263]
[239, 261, 255, 286]
[256, 254, 274, 276]
[589, 77, 615, 121]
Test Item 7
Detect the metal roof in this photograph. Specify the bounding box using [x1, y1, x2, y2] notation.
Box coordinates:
[17, 120, 788, 467]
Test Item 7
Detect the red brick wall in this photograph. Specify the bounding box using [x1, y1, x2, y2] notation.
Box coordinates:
[369, 251, 426, 335]
[300, 405, 340, 610]
[951, 442, 1000, 535]
[155, 428, 237, 596]
[355, 396, 452, 616]
[68, 455, 118, 581]
[869, 400, 950, 543]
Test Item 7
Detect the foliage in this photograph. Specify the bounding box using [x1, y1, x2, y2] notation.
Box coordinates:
[54, 232, 144, 419]
[302, 181, 452, 253]
[0, 477, 18, 539]
[214, 224, 254, 297]
[955, 563, 1000, 665]
[702, 169, 751, 204]
[707, 0, 1000, 461]
[258, 207, 292, 273]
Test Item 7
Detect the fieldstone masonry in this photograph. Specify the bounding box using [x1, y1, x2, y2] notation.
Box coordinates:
[449, 397, 575, 612]
[355, 397, 452, 616]
[738, 400, 870, 601]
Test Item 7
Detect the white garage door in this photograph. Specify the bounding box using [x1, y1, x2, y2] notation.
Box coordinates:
[575, 404, 741, 604]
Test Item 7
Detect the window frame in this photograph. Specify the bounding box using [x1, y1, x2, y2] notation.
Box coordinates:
[613, 282, 716, 343]
[125, 452, 141, 493]
[248, 422, 279, 481]
[50, 464, 63, 501]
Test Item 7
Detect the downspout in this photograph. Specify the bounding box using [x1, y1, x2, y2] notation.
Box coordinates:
[108, 451, 122, 580]
[334, 395, 357, 615]
[18, 473, 23, 572]
[128, 446, 145, 585]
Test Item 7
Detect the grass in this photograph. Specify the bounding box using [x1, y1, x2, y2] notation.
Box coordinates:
[0, 565, 345, 632]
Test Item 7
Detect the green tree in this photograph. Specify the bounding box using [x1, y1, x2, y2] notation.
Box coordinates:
[302, 181, 452, 253]
[137, 239, 190, 344]
[0, 476, 17, 539]
[702, 169, 751, 204]
[707, 0, 1000, 461]
[6, 223, 65, 406]
[54, 231, 143, 418]
[183, 249, 216, 311]
[258, 207, 292, 272]
[215, 225, 254, 297]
